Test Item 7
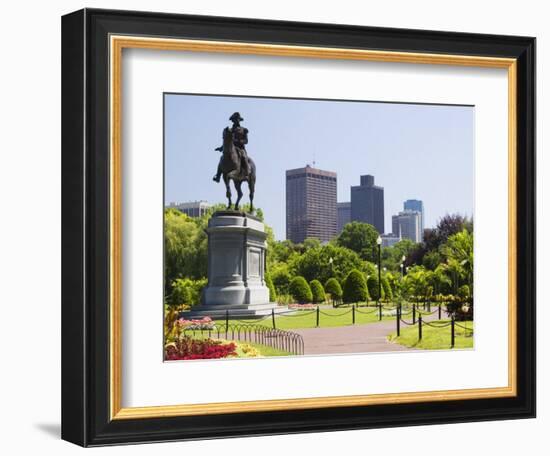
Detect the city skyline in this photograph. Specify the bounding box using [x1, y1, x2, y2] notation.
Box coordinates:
[165, 93, 474, 240]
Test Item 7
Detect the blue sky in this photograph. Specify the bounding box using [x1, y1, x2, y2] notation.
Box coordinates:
[164, 93, 473, 240]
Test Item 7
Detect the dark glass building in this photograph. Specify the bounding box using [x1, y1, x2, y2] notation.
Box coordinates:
[350, 175, 385, 234]
[337, 202, 351, 234]
[286, 165, 337, 243]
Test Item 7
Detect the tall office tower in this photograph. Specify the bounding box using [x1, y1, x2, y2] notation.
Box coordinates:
[392, 210, 422, 243]
[286, 165, 337, 243]
[167, 200, 211, 218]
[404, 199, 424, 239]
[337, 202, 351, 233]
[350, 174, 385, 234]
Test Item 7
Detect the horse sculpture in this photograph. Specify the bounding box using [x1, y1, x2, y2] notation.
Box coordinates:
[219, 126, 256, 211]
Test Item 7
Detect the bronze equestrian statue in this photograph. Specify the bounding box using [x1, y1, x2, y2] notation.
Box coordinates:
[213, 112, 256, 211]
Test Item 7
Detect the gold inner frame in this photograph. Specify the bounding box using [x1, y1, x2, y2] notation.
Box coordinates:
[109, 35, 518, 420]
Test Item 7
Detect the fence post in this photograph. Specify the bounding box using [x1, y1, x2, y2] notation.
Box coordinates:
[316, 306, 320, 327]
[396, 306, 400, 337]
[271, 308, 276, 329]
[438, 303, 442, 319]
[451, 315, 455, 348]
[378, 302, 382, 321]
[418, 315, 423, 341]
[352, 304, 356, 325]
[412, 303, 416, 324]
[225, 309, 229, 334]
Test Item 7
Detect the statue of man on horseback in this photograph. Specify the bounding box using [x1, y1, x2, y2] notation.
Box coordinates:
[212, 112, 256, 211]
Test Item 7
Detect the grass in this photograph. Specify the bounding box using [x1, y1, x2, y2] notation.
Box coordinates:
[215, 306, 396, 330]
[234, 341, 291, 357]
[388, 319, 474, 350]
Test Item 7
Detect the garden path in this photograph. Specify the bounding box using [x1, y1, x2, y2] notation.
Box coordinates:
[292, 310, 440, 355]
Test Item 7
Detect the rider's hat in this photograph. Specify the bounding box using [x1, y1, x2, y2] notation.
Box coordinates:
[229, 112, 243, 122]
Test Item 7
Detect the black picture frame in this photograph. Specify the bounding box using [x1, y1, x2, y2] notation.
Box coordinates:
[62, 8, 535, 447]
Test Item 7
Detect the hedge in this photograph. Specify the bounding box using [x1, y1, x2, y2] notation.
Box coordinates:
[343, 269, 369, 303]
[309, 280, 326, 303]
[289, 276, 313, 303]
[324, 277, 343, 302]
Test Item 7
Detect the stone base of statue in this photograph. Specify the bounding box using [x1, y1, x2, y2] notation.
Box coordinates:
[180, 211, 286, 319]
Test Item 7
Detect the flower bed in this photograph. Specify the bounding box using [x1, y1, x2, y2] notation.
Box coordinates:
[288, 303, 316, 310]
[165, 336, 237, 360]
[176, 316, 215, 330]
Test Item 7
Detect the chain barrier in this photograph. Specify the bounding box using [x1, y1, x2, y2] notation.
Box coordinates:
[320, 308, 352, 317]
[399, 318, 417, 326]
[355, 307, 380, 315]
[422, 320, 453, 328]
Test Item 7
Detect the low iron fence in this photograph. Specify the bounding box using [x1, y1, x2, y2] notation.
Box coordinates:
[182, 323, 304, 356]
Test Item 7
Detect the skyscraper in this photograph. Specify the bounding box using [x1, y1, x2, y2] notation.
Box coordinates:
[350, 174, 385, 234]
[392, 210, 422, 243]
[337, 202, 351, 233]
[404, 199, 424, 239]
[286, 165, 337, 243]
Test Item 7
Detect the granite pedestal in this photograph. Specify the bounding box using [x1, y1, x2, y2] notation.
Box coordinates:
[181, 211, 285, 318]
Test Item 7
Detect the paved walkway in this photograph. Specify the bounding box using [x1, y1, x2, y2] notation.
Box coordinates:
[292, 310, 439, 355]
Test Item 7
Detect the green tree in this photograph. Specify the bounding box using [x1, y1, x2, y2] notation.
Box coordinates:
[309, 280, 326, 303]
[441, 229, 473, 290]
[337, 222, 380, 262]
[290, 243, 365, 284]
[170, 277, 207, 307]
[343, 269, 370, 303]
[381, 276, 393, 302]
[380, 239, 417, 271]
[269, 263, 292, 295]
[324, 278, 343, 304]
[367, 275, 385, 301]
[422, 250, 442, 270]
[164, 209, 207, 293]
[289, 276, 313, 303]
[303, 238, 321, 250]
[169, 280, 192, 307]
[428, 264, 452, 295]
[265, 273, 277, 302]
[402, 266, 429, 301]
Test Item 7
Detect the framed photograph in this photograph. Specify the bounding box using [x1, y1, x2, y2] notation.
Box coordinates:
[62, 8, 535, 446]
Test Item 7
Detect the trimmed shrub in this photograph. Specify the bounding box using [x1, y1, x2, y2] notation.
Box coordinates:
[343, 269, 369, 303]
[289, 276, 313, 304]
[309, 280, 326, 303]
[170, 277, 207, 307]
[381, 276, 393, 302]
[324, 277, 343, 303]
[271, 265, 292, 295]
[265, 273, 277, 302]
[367, 275, 385, 301]
[170, 282, 192, 307]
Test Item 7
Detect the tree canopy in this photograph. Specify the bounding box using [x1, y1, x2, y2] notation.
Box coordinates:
[336, 222, 380, 262]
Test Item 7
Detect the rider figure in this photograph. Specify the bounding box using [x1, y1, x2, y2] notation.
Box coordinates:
[213, 112, 250, 182]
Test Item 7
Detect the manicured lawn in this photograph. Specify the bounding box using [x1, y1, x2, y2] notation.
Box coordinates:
[219, 306, 395, 330]
[234, 341, 291, 357]
[388, 319, 474, 350]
